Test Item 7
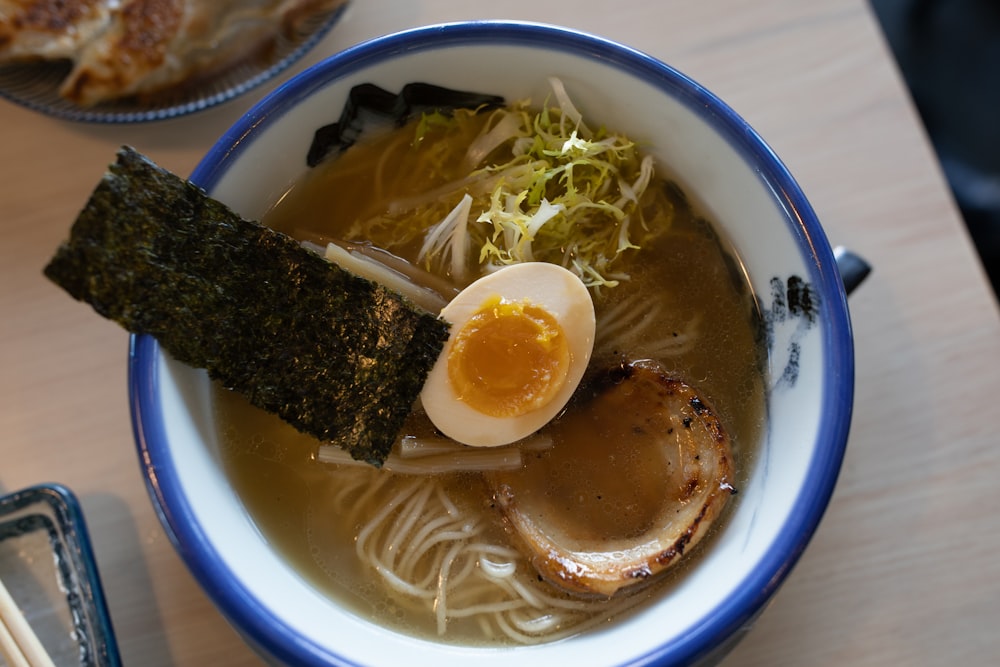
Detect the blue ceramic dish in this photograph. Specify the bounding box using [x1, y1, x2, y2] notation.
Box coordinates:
[0, 484, 120, 666]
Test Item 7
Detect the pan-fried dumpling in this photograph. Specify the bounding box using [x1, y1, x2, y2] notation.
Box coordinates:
[62, 0, 346, 106]
[0, 0, 114, 62]
[0, 0, 346, 106]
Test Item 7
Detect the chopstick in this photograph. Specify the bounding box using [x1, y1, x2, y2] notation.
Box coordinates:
[0, 575, 55, 667]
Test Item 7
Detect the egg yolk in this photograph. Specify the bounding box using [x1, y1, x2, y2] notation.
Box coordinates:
[447, 296, 570, 418]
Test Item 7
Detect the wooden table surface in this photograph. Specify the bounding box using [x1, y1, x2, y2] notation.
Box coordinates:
[3, 0, 999, 665]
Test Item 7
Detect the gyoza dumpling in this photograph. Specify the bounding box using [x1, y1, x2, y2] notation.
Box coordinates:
[0, 0, 115, 63]
[55, 0, 345, 106]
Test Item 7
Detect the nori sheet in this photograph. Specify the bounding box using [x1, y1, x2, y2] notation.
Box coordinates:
[44, 146, 450, 466]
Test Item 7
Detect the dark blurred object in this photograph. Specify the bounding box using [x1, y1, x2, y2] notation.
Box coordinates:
[835, 246, 874, 295]
[870, 0, 1000, 299]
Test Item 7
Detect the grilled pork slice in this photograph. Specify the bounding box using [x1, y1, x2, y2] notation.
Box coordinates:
[0, 0, 114, 62]
[488, 360, 735, 598]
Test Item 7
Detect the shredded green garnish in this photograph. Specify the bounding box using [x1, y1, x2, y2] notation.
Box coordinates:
[346, 78, 673, 289]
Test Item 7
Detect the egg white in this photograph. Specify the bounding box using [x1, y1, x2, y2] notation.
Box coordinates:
[421, 262, 595, 447]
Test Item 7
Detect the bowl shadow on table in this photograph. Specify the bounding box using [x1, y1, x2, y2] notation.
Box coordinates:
[79, 491, 253, 667]
[72, 491, 175, 665]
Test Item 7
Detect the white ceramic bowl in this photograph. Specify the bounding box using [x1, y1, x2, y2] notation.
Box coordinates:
[130, 21, 854, 667]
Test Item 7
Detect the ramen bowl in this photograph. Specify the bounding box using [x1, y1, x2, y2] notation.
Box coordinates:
[130, 21, 854, 667]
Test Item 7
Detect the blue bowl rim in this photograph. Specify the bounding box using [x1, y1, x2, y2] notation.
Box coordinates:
[129, 20, 854, 667]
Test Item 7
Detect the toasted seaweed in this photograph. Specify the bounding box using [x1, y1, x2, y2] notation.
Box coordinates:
[44, 146, 450, 466]
[306, 82, 505, 167]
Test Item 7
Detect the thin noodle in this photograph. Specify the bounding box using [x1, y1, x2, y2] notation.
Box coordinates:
[398, 514, 464, 573]
[478, 556, 516, 579]
[336, 471, 651, 644]
[355, 478, 422, 560]
[339, 464, 391, 523]
[371, 561, 438, 599]
[435, 540, 467, 634]
[446, 599, 529, 617]
[595, 292, 699, 359]
[493, 611, 546, 645]
[383, 483, 434, 569]
[468, 543, 521, 559]
[509, 609, 562, 634]
[372, 129, 412, 203]
[435, 482, 462, 517]
[401, 522, 474, 579]
[443, 548, 480, 594]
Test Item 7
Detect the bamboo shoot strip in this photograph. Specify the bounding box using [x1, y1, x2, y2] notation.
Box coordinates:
[44, 147, 450, 466]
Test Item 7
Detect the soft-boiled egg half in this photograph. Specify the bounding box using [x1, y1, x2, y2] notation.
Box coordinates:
[421, 262, 596, 447]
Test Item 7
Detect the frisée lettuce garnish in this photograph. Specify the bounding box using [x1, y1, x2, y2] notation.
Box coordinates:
[345, 77, 674, 289]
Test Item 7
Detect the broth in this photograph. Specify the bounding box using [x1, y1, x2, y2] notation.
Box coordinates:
[215, 101, 766, 645]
